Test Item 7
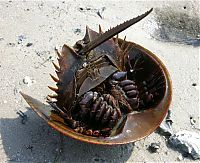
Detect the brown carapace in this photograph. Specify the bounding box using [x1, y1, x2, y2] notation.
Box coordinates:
[20, 8, 172, 145]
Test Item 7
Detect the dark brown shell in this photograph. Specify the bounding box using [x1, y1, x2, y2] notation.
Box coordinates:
[20, 40, 172, 145]
[51, 45, 83, 111]
[20, 8, 172, 145]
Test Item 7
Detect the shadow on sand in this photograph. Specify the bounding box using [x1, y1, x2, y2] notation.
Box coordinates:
[1, 108, 134, 162]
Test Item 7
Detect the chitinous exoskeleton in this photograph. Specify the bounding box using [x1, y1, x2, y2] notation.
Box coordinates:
[20, 8, 172, 145]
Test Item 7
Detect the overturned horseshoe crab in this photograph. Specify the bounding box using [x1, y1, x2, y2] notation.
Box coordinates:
[20, 8, 172, 145]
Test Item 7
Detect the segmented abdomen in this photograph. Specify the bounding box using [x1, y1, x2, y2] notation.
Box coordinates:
[110, 71, 140, 111]
[79, 92, 122, 128]
[119, 79, 139, 109]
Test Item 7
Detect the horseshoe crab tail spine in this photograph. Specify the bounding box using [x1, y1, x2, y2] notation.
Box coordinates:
[79, 8, 153, 54]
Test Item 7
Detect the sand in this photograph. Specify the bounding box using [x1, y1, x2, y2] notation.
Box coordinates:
[0, 0, 199, 162]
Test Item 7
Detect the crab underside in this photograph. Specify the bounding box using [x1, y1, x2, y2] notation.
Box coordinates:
[21, 8, 172, 144]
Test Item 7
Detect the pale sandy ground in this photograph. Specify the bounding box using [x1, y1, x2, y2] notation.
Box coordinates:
[0, 0, 199, 162]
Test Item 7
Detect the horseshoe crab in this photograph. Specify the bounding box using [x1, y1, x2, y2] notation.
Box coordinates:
[20, 8, 172, 145]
